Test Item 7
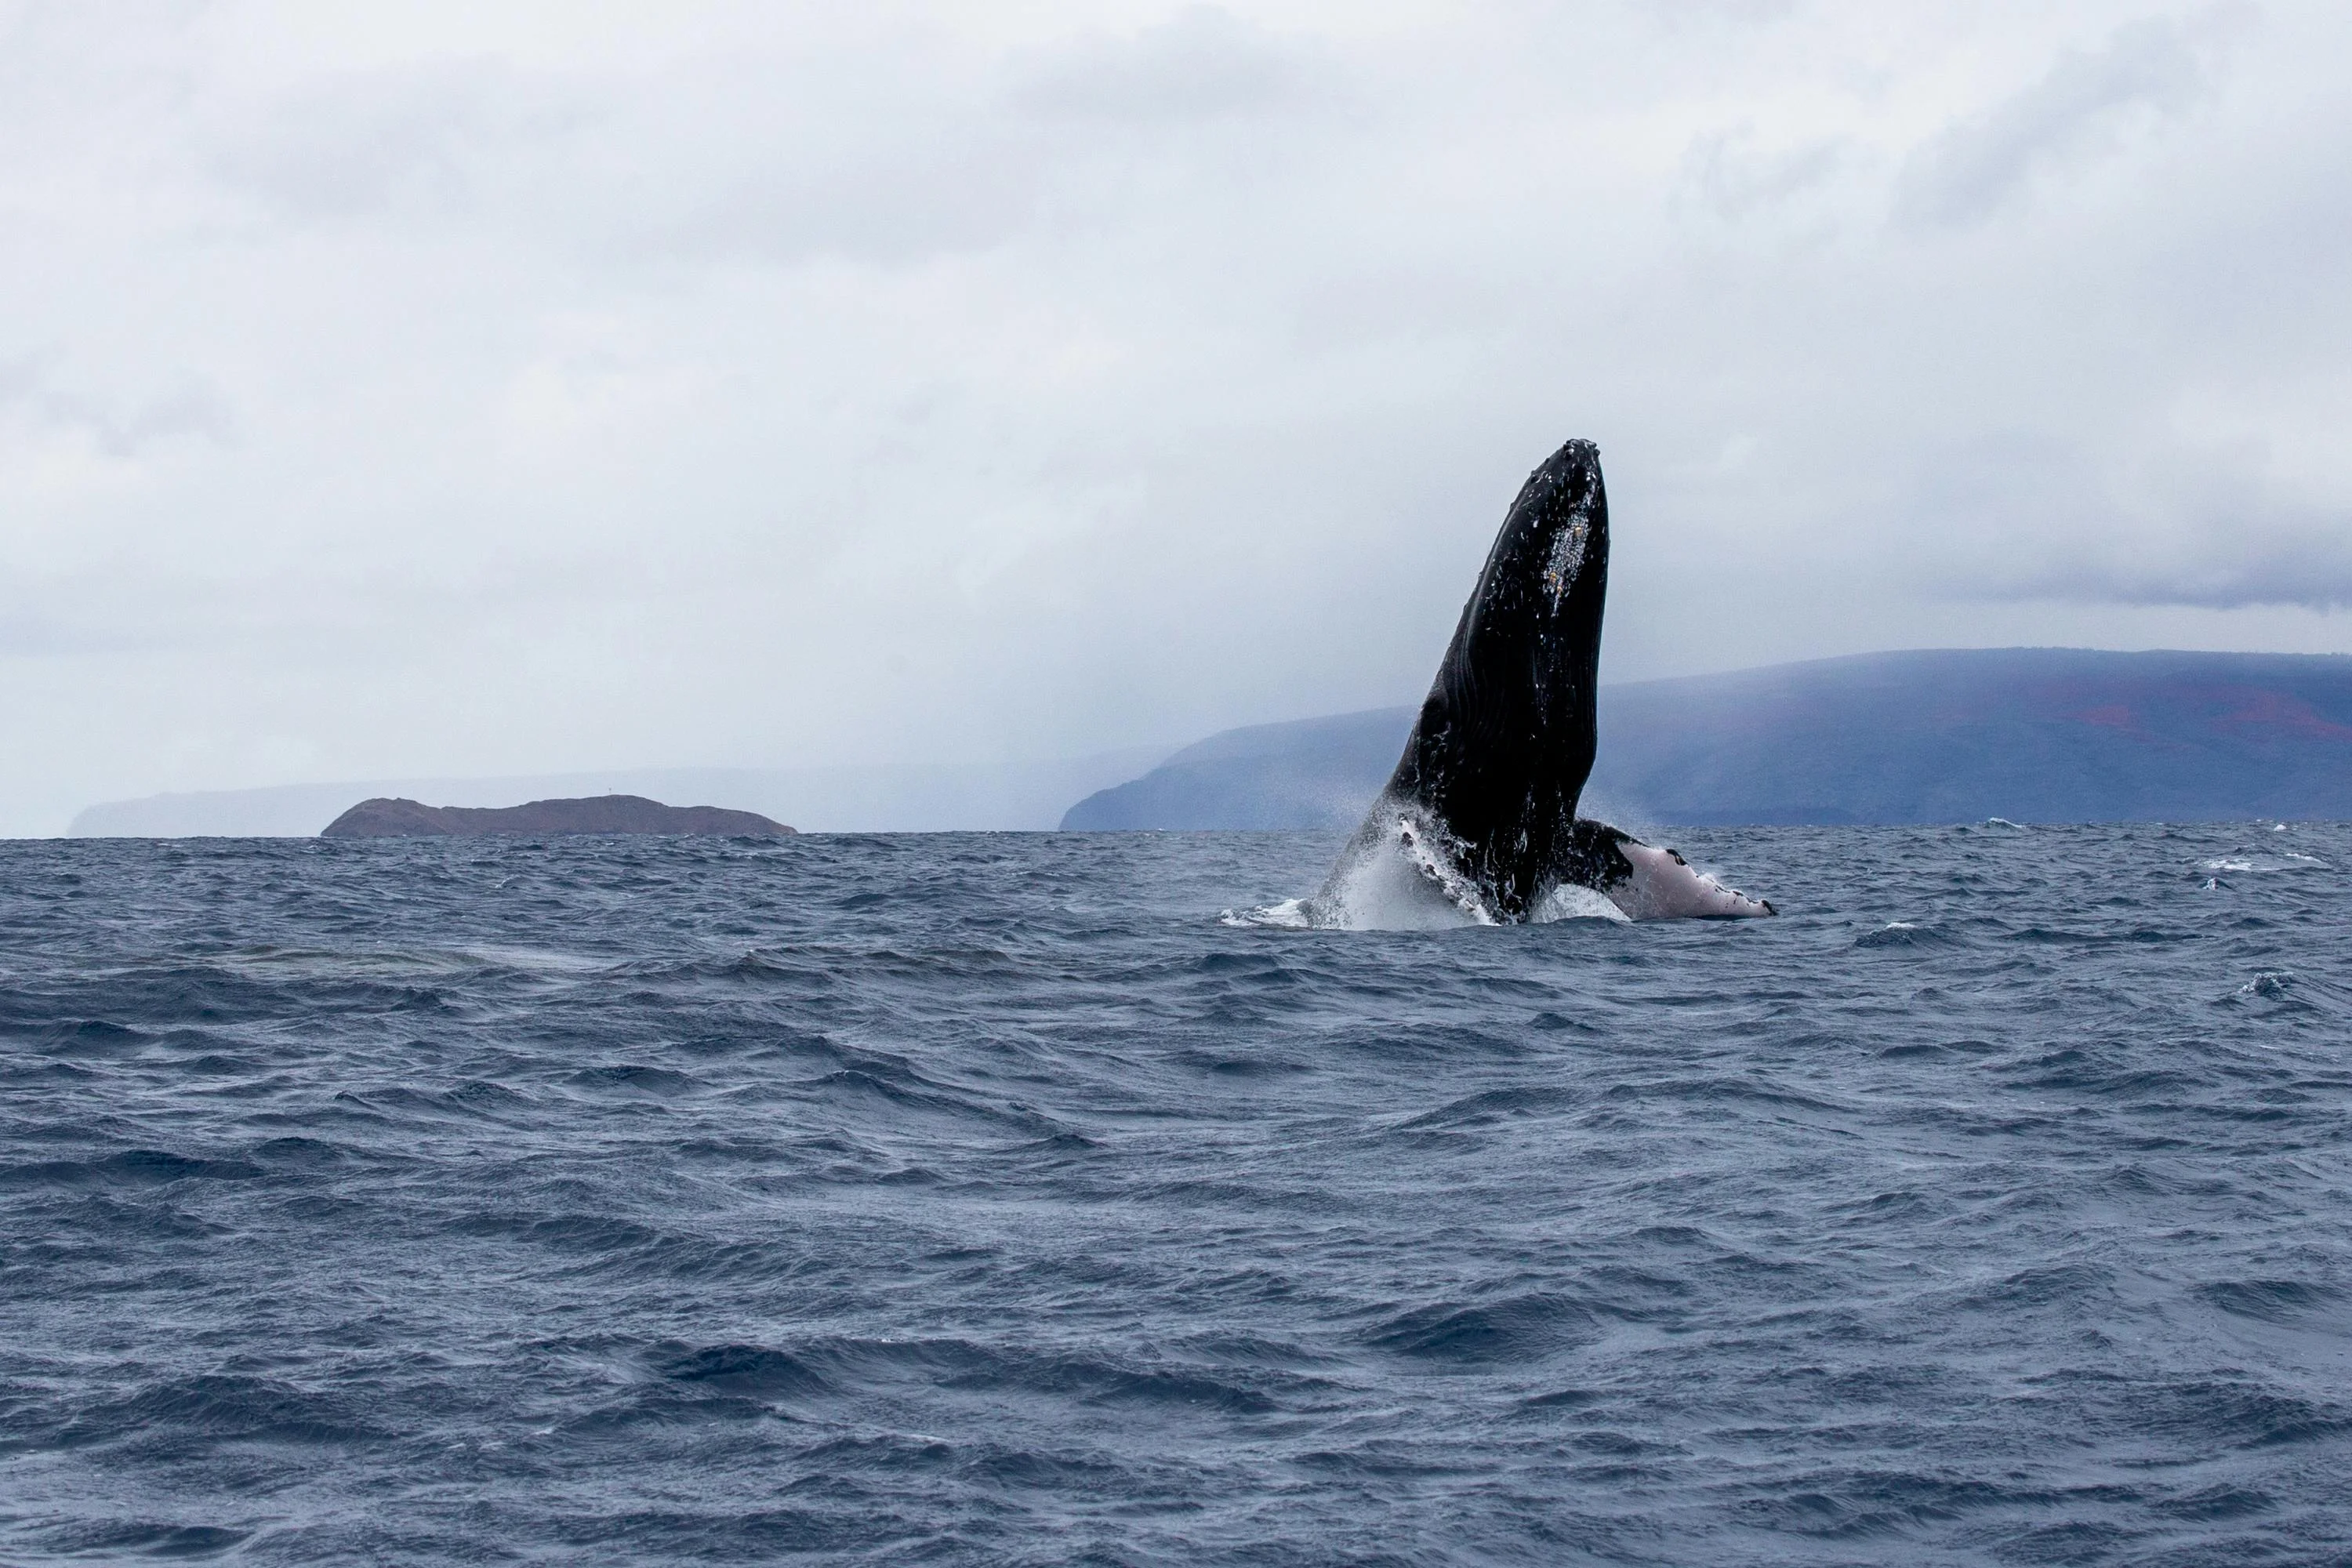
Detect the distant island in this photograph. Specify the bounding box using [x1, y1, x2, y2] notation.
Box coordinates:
[1062, 648, 2352, 829]
[321, 795, 796, 838]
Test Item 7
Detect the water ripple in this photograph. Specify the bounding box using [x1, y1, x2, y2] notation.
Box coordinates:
[0, 824, 2348, 1563]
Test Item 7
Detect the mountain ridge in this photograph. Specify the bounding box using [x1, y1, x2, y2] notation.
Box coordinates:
[1061, 648, 2352, 829]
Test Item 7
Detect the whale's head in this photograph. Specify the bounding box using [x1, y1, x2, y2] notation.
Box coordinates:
[1466, 437, 1607, 641]
[1422, 437, 1610, 784]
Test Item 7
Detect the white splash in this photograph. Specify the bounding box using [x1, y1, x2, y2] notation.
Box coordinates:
[1247, 807, 1773, 930]
[1531, 883, 1632, 924]
[1303, 813, 1494, 931]
[1395, 818, 1498, 924]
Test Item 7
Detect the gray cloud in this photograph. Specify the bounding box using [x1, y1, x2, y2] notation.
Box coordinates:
[0, 358, 234, 456]
[1896, 15, 2218, 228]
[1907, 432, 2352, 610]
[211, 61, 561, 223]
[1684, 129, 1846, 221]
[2034, 529, 2352, 611]
[0, 2, 2347, 834]
[1012, 5, 1306, 123]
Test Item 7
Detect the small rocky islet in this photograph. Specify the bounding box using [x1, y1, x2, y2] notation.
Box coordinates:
[320, 794, 795, 838]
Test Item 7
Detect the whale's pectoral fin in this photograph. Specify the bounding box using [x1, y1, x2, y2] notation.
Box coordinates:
[1586, 825, 1776, 920]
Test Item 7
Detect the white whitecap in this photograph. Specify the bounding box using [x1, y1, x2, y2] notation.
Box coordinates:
[2201, 855, 2328, 874]
[1221, 898, 1313, 929]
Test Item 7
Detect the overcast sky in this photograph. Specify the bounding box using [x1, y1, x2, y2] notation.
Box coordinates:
[3, 1, 2348, 833]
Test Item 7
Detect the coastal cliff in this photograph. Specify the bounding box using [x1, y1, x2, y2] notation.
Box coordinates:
[321, 795, 795, 838]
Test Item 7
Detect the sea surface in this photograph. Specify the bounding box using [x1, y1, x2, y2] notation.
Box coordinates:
[2, 824, 2349, 1565]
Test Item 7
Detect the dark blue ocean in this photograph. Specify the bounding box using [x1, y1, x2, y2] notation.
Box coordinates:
[4, 825, 2350, 1565]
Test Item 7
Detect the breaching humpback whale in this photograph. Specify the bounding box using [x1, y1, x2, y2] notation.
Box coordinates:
[1312, 438, 1773, 926]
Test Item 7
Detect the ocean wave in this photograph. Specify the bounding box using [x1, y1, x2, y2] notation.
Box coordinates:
[4, 822, 2350, 1562]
